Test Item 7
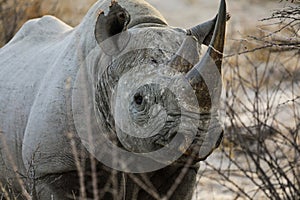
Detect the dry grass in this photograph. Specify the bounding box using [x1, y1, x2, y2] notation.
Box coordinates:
[0, 0, 96, 47]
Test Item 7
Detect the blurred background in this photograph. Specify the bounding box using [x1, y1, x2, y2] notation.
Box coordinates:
[0, 0, 296, 47]
[0, 0, 299, 199]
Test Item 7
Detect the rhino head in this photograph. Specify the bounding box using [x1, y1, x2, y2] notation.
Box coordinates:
[74, 0, 227, 173]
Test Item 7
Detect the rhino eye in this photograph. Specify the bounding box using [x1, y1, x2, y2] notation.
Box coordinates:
[134, 93, 143, 105]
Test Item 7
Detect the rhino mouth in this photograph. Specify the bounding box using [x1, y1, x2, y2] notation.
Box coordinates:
[153, 113, 224, 164]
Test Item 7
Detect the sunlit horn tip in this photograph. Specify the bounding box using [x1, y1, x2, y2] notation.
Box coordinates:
[208, 0, 227, 68]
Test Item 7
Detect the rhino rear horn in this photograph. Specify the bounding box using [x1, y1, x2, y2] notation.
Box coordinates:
[95, 1, 131, 55]
[187, 17, 217, 46]
[187, 5, 230, 46]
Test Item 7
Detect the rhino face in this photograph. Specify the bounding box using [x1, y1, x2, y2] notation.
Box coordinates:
[76, 0, 227, 172]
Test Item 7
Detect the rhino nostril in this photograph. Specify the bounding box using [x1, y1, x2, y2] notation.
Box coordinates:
[134, 93, 143, 105]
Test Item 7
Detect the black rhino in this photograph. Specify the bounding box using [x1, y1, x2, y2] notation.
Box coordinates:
[0, 0, 227, 199]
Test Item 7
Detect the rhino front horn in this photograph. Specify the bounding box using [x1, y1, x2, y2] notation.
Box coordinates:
[185, 0, 226, 109]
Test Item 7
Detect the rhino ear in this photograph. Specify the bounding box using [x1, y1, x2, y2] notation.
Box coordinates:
[95, 1, 131, 55]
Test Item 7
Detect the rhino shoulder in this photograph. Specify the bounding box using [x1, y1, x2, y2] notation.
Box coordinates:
[8, 15, 73, 45]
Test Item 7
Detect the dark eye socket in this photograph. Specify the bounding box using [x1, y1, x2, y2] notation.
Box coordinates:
[134, 93, 143, 105]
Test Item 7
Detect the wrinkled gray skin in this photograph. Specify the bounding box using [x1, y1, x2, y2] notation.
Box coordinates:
[0, 0, 226, 199]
